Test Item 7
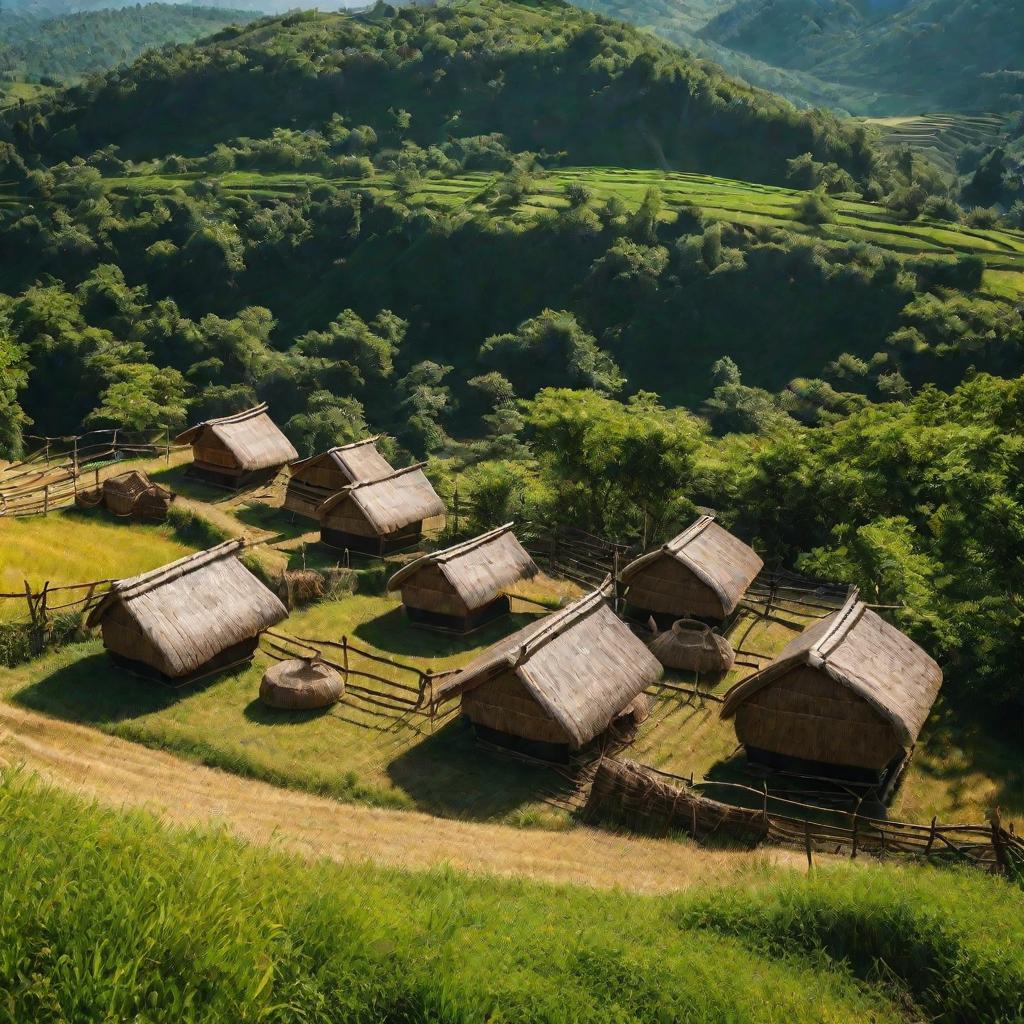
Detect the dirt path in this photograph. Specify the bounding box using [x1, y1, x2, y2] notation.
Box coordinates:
[0, 701, 808, 893]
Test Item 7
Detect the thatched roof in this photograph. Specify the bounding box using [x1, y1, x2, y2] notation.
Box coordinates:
[434, 588, 662, 747]
[720, 596, 942, 746]
[317, 463, 445, 534]
[87, 540, 288, 677]
[387, 524, 538, 610]
[175, 404, 298, 471]
[289, 437, 393, 485]
[649, 619, 735, 674]
[261, 657, 344, 710]
[619, 515, 763, 615]
[103, 469, 168, 499]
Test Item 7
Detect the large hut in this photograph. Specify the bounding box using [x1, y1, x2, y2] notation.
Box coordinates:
[387, 524, 539, 633]
[316, 463, 444, 555]
[87, 539, 288, 683]
[175, 404, 298, 489]
[720, 595, 942, 785]
[431, 588, 662, 761]
[284, 438, 394, 519]
[619, 515, 763, 628]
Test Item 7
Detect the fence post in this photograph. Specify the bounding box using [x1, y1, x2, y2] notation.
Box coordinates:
[113, 429, 119, 461]
[924, 816, 938, 856]
[43, 484, 49, 515]
[341, 635, 349, 683]
[804, 819, 814, 871]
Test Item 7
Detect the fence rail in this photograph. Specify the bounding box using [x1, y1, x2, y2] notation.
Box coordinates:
[585, 758, 1024, 877]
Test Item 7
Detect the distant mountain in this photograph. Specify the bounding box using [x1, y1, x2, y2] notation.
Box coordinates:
[579, 0, 1024, 115]
[5, 0, 359, 15]
[0, 4, 260, 82]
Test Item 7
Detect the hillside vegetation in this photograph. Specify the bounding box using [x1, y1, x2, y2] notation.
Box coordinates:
[0, 4, 259, 85]
[3, 771, 1024, 1022]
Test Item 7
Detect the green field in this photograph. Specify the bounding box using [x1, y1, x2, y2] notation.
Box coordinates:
[862, 113, 1010, 177]
[3, 770, 1023, 1023]
[102, 166, 1024, 299]
[1, 491, 1020, 830]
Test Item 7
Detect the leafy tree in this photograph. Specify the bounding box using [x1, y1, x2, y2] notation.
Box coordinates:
[284, 390, 369, 457]
[86, 363, 189, 431]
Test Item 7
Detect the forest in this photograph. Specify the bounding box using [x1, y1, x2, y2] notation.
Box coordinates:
[0, 0, 1021, 724]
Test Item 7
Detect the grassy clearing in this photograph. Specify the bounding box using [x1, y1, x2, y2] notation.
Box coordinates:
[4, 770, 1023, 1023]
[103, 166, 1024, 297]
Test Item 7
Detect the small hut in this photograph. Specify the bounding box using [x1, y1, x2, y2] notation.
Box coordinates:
[649, 619, 735, 675]
[720, 596, 942, 784]
[431, 588, 662, 761]
[175, 404, 298, 489]
[316, 463, 445, 555]
[260, 657, 344, 710]
[284, 437, 394, 519]
[619, 515, 763, 627]
[387, 524, 539, 633]
[87, 539, 288, 683]
[102, 470, 175, 520]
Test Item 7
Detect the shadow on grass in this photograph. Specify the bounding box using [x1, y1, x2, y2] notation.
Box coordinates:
[242, 697, 333, 726]
[233, 502, 310, 542]
[387, 715, 575, 821]
[147, 465, 242, 504]
[353, 607, 543, 660]
[13, 652, 239, 725]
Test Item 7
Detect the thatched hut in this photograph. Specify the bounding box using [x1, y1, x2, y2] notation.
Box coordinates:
[102, 470, 175, 520]
[386, 524, 538, 633]
[720, 596, 942, 783]
[284, 437, 393, 519]
[175, 404, 298, 489]
[619, 515, 763, 627]
[431, 588, 662, 761]
[316, 463, 445, 555]
[87, 539, 288, 683]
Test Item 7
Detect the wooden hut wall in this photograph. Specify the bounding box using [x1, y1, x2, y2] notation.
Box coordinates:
[321, 502, 422, 553]
[399, 563, 471, 619]
[462, 670, 573, 747]
[625, 555, 727, 620]
[293, 461, 352, 492]
[192, 431, 242, 475]
[99, 602, 168, 674]
[734, 664, 903, 773]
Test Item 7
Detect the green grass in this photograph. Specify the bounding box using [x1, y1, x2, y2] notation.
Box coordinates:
[102, 166, 1024, 298]
[3, 770, 1023, 1023]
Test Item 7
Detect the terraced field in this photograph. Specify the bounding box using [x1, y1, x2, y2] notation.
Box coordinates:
[862, 112, 1009, 176]
[105, 166, 1024, 298]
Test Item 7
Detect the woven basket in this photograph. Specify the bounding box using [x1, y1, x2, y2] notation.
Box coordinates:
[649, 619, 734, 674]
[260, 657, 344, 710]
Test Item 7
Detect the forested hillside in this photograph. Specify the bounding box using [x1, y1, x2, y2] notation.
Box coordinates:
[0, 4, 259, 84]
[579, 0, 1024, 116]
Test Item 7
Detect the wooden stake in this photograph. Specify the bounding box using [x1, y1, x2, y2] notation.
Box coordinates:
[804, 819, 814, 871]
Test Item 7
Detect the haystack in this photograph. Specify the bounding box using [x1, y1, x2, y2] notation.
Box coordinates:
[175, 404, 298, 489]
[284, 438, 394, 519]
[386, 523, 538, 633]
[260, 657, 344, 710]
[649, 619, 735, 674]
[102, 470, 174, 520]
[431, 588, 662, 761]
[316, 463, 445, 555]
[87, 539, 288, 682]
[721, 595, 942, 782]
[619, 515, 763, 626]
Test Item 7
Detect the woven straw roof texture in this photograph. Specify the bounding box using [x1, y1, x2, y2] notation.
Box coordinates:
[290, 438, 394, 484]
[649, 620, 735, 674]
[436, 589, 662, 747]
[176, 404, 298, 471]
[103, 470, 159, 499]
[387, 524, 538, 610]
[261, 658, 344, 710]
[721, 598, 942, 745]
[88, 540, 288, 677]
[319, 464, 444, 534]
[620, 516, 763, 615]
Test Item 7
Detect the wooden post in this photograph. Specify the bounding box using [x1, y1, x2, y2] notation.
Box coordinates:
[804, 819, 814, 871]
[341, 635, 349, 683]
[43, 484, 49, 515]
[94, 467, 100, 490]
[924, 816, 938, 856]
[113, 428, 119, 460]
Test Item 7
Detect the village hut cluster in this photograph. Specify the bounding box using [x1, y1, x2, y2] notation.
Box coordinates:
[90, 406, 945, 796]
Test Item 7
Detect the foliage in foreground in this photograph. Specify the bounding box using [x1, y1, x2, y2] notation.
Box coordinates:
[2, 771, 1023, 1023]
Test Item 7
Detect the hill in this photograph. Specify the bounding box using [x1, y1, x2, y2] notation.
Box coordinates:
[577, 0, 1024, 116]
[6, 0, 879, 183]
[3, 770, 1024, 1022]
[0, 4, 260, 84]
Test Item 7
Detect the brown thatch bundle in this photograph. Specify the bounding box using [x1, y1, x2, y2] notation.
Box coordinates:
[102, 470, 174, 520]
[649, 619, 735, 674]
[279, 567, 357, 609]
[260, 657, 344, 710]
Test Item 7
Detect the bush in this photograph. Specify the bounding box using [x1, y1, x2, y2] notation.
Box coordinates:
[166, 504, 230, 548]
[966, 206, 1001, 228]
[795, 190, 835, 225]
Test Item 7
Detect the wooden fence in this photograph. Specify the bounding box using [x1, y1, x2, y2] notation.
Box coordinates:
[585, 758, 1024, 877]
[0, 429, 182, 517]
